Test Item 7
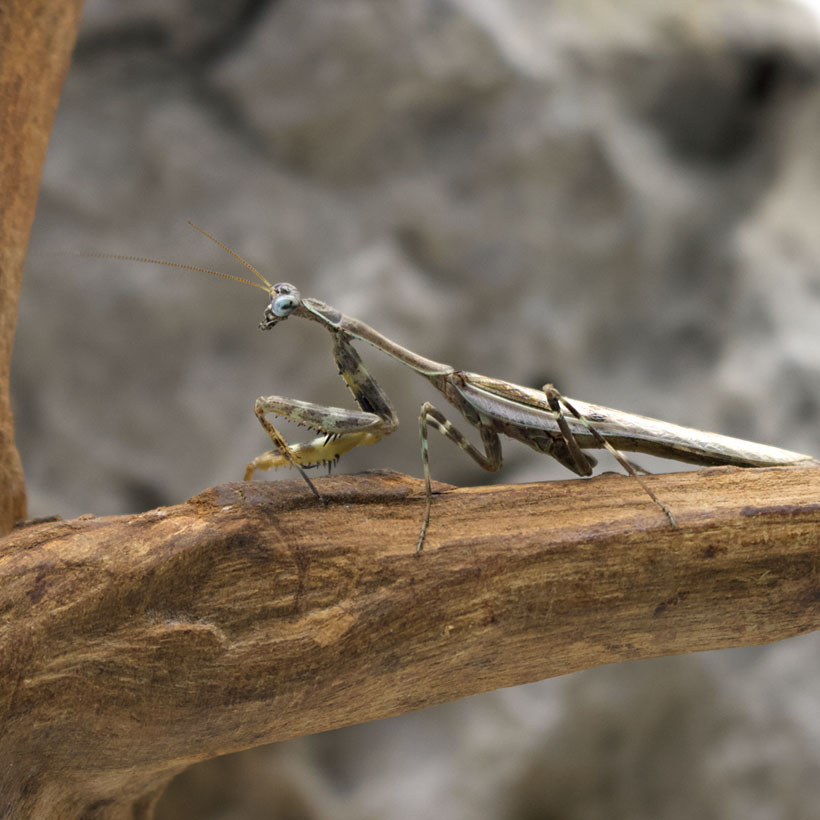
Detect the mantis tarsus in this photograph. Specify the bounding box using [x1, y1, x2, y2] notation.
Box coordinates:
[94, 224, 819, 552]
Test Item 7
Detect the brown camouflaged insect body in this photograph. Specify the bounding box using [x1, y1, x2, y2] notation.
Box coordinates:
[93, 225, 819, 552]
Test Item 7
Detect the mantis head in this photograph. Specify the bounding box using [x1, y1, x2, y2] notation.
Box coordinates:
[260, 283, 302, 329]
[259, 283, 342, 332]
[170, 223, 342, 331]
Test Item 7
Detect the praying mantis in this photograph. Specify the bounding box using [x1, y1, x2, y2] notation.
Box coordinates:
[94, 224, 818, 552]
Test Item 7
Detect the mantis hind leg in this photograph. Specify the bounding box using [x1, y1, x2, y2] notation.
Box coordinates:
[543, 384, 677, 526]
[417, 402, 502, 553]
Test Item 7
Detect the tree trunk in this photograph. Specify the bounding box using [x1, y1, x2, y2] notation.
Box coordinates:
[0, 0, 84, 533]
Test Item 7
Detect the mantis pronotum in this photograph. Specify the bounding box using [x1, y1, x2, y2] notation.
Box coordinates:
[94, 224, 818, 552]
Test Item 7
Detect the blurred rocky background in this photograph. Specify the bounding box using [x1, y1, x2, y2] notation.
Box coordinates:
[12, 0, 820, 817]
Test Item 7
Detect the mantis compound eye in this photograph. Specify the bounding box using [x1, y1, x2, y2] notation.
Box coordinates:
[260, 283, 301, 329]
[270, 283, 301, 316]
[272, 294, 298, 317]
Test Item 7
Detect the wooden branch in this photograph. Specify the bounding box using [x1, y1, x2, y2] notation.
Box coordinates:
[2, 466, 819, 818]
[0, 0, 85, 534]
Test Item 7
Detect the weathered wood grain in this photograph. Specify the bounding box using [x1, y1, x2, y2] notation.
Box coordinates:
[1, 466, 819, 818]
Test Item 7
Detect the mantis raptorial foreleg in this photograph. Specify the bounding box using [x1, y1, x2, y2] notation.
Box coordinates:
[417, 402, 503, 552]
[245, 331, 398, 494]
[543, 384, 677, 526]
[245, 403, 326, 502]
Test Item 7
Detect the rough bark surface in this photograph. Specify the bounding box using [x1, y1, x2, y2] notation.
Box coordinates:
[2, 466, 819, 819]
[0, 0, 85, 533]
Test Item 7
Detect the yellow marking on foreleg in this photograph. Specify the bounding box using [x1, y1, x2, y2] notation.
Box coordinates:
[245, 431, 384, 480]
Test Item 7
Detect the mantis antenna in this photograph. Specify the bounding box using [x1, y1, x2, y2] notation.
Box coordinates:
[83, 221, 274, 293]
[82, 251, 271, 292]
[185, 221, 274, 291]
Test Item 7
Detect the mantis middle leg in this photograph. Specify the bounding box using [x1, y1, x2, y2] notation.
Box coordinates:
[417, 402, 502, 553]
